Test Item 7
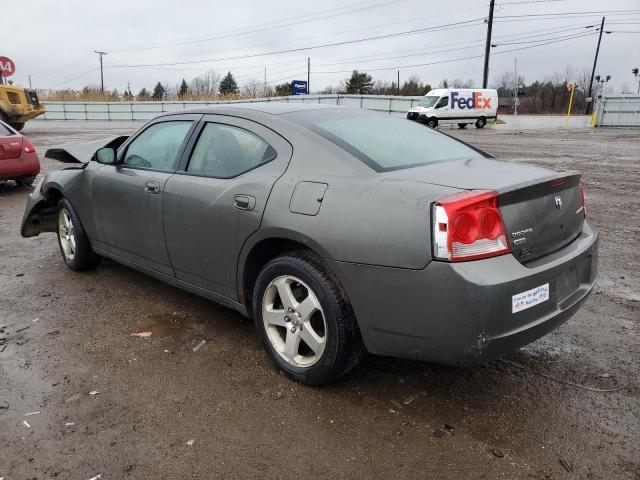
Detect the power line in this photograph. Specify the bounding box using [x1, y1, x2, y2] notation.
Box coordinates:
[106, 17, 485, 68]
[311, 22, 597, 67]
[110, 0, 408, 54]
[51, 68, 100, 89]
[496, 9, 640, 18]
[312, 30, 596, 74]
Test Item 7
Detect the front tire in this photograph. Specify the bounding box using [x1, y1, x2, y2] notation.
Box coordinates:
[10, 122, 25, 132]
[475, 117, 487, 129]
[425, 117, 438, 129]
[253, 251, 364, 386]
[457, 123, 468, 129]
[57, 199, 100, 271]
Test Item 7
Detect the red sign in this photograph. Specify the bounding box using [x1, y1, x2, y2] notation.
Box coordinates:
[0, 56, 16, 77]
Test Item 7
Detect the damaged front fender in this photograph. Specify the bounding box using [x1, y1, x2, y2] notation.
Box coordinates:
[21, 188, 58, 237]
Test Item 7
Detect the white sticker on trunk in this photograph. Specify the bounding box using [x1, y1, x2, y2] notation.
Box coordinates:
[512, 283, 550, 313]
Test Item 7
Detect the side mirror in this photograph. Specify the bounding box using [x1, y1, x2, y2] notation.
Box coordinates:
[94, 147, 117, 165]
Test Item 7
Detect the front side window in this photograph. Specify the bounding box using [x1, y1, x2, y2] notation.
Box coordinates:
[285, 109, 483, 172]
[123, 121, 192, 171]
[187, 123, 276, 178]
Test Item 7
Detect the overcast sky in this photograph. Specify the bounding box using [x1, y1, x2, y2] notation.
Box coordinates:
[5, 0, 640, 93]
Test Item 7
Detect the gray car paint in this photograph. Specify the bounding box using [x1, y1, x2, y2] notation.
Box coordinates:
[21, 103, 598, 365]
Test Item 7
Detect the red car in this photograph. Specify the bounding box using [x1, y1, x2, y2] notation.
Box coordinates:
[0, 120, 40, 186]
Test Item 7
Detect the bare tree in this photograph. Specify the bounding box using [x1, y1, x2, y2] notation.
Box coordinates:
[242, 78, 262, 98]
[190, 70, 221, 97]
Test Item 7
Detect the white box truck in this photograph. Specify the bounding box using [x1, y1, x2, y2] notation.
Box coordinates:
[407, 88, 498, 129]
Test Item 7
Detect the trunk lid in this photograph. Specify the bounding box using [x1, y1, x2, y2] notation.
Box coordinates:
[386, 158, 585, 263]
[0, 135, 23, 160]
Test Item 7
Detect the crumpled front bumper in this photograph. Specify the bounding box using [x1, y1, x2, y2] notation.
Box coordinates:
[327, 221, 599, 366]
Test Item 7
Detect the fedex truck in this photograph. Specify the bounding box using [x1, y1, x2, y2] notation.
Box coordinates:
[406, 88, 498, 129]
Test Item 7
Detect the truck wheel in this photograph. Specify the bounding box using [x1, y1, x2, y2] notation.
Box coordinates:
[57, 198, 100, 271]
[253, 251, 365, 386]
[425, 118, 438, 129]
[475, 117, 487, 129]
[458, 123, 468, 129]
[10, 122, 25, 132]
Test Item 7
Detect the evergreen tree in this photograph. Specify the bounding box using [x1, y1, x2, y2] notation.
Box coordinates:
[138, 87, 150, 101]
[178, 78, 189, 98]
[152, 82, 166, 100]
[345, 70, 374, 94]
[219, 71, 238, 95]
[274, 82, 292, 96]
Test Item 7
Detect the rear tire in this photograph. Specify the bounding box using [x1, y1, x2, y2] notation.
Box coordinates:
[425, 117, 438, 129]
[10, 122, 25, 132]
[475, 117, 487, 129]
[56, 198, 100, 271]
[253, 251, 365, 386]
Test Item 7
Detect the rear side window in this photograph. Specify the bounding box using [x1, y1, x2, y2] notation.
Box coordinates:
[123, 121, 192, 171]
[0, 123, 12, 136]
[285, 110, 482, 172]
[187, 123, 276, 178]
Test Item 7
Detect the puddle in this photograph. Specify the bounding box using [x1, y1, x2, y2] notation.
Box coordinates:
[134, 312, 192, 337]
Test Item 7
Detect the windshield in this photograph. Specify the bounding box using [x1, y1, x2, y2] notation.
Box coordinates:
[284, 109, 484, 172]
[419, 96, 439, 108]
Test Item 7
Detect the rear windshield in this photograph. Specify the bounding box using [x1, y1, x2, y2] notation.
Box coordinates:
[284, 109, 483, 172]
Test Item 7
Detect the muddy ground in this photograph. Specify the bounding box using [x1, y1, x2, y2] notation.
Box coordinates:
[1, 119, 638, 479]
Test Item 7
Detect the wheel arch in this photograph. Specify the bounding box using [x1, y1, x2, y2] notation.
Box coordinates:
[21, 184, 65, 237]
[237, 228, 339, 317]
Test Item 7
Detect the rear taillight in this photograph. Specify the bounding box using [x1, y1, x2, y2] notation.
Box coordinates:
[432, 190, 510, 262]
[23, 138, 35, 153]
[579, 179, 587, 218]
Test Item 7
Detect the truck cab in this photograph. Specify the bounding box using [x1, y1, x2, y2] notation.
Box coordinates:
[407, 88, 498, 129]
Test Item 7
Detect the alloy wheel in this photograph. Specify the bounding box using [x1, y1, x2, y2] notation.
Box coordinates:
[262, 275, 327, 367]
[58, 208, 76, 261]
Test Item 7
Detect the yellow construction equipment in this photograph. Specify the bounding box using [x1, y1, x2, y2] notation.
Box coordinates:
[0, 83, 45, 131]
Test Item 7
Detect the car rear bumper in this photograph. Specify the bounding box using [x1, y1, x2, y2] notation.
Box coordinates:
[327, 220, 598, 366]
[0, 153, 40, 180]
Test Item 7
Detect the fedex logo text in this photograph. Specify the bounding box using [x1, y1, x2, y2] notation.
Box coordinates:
[450, 91, 492, 110]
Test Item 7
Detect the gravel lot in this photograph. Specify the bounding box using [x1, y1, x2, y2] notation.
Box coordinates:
[1, 117, 638, 479]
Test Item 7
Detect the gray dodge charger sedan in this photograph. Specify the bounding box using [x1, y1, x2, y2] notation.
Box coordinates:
[21, 104, 598, 385]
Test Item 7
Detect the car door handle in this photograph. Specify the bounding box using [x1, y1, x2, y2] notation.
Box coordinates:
[234, 194, 256, 211]
[144, 181, 160, 194]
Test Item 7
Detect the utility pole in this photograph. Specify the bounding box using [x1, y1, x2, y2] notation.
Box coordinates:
[28, 75, 32, 89]
[264, 65, 267, 96]
[482, 0, 495, 89]
[94, 50, 107, 92]
[513, 58, 517, 115]
[585, 17, 605, 114]
[397, 69, 400, 95]
[633, 67, 640, 94]
[307, 57, 310, 94]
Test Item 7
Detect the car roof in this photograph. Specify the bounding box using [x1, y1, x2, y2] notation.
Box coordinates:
[170, 102, 344, 117]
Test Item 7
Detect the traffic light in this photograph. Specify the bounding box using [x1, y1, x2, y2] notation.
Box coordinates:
[633, 68, 639, 76]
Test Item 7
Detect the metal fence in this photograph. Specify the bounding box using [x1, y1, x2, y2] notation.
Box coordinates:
[37, 95, 424, 121]
[594, 94, 640, 127]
